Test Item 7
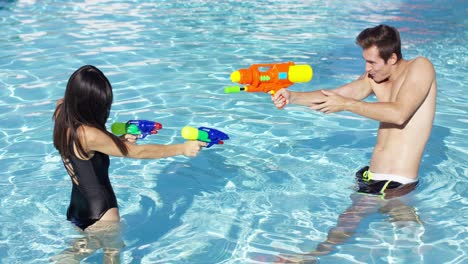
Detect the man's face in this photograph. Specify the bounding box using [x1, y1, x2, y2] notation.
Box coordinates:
[362, 45, 391, 83]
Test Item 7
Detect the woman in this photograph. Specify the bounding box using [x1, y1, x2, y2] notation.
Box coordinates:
[53, 65, 206, 230]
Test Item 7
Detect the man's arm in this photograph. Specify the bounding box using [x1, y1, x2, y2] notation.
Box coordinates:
[332, 73, 374, 100]
[313, 58, 435, 125]
[272, 74, 373, 108]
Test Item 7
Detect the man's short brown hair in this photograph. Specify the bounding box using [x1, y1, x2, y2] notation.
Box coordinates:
[356, 24, 402, 62]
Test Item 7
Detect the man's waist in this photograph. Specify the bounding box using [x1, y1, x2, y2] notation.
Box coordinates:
[366, 171, 417, 184]
[370, 153, 421, 180]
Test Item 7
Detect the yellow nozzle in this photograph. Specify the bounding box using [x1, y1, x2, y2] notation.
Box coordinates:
[181, 126, 199, 140]
[230, 71, 241, 83]
[288, 65, 313, 83]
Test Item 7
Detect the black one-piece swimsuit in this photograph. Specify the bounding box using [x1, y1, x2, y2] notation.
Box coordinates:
[65, 149, 117, 230]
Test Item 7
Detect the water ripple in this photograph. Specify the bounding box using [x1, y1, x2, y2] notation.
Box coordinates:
[0, 0, 467, 263]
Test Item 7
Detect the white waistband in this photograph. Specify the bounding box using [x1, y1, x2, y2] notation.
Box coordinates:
[369, 171, 418, 185]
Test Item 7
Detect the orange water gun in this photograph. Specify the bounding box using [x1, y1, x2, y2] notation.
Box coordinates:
[224, 62, 313, 108]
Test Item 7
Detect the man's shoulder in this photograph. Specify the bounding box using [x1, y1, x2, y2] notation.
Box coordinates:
[407, 57, 435, 77]
[408, 56, 434, 69]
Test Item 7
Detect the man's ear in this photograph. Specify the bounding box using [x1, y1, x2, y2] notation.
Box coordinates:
[389, 53, 398, 65]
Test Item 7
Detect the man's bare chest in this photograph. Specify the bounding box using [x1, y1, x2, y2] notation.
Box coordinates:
[372, 79, 404, 102]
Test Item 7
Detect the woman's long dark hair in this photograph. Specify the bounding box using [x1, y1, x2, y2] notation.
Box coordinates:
[53, 65, 128, 159]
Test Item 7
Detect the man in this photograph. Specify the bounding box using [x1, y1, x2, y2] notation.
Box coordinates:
[273, 24, 436, 259]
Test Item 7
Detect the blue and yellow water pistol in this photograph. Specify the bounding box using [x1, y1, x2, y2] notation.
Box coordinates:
[181, 126, 229, 148]
[111, 120, 163, 139]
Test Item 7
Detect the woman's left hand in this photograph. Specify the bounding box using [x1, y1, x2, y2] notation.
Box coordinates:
[122, 134, 138, 144]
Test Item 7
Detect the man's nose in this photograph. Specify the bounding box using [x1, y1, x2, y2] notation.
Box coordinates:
[365, 63, 372, 72]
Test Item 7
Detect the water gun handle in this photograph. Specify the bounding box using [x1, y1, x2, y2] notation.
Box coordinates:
[269, 90, 287, 109]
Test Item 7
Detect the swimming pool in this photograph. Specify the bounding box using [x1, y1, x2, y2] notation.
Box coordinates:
[1, 0, 466, 263]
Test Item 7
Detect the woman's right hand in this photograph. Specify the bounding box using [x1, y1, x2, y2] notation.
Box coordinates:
[182, 141, 207, 157]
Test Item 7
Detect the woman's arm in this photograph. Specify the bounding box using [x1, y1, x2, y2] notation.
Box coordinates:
[80, 125, 206, 159]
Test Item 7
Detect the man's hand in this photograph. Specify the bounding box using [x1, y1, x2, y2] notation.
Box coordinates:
[310, 90, 353, 113]
[271, 88, 290, 108]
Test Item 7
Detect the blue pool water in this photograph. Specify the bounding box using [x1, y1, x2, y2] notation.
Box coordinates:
[1, 0, 467, 263]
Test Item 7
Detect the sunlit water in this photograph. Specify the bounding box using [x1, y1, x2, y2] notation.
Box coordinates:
[0, 0, 466, 263]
